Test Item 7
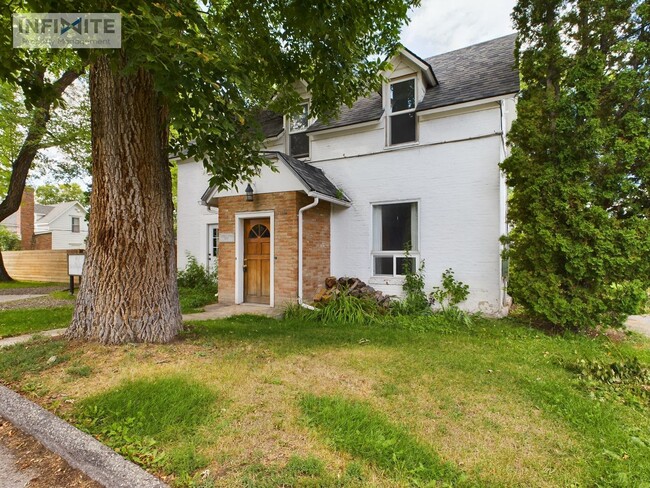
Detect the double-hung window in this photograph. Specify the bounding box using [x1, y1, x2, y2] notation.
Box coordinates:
[372, 202, 418, 276]
[289, 102, 309, 158]
[71, 217, 80, 233]
[389, 78, 417, 145]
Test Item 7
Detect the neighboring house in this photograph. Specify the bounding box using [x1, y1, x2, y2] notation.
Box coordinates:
[0, 188, 88, 250]
[176, 34, 519, 315]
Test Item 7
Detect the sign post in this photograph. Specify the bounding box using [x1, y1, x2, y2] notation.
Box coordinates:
[67, 254, 85, 294]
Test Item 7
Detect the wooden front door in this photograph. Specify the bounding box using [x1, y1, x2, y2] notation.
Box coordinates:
[244, 218, 271, 304]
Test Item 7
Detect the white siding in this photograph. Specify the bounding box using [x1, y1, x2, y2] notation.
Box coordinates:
[177, 95, 515, 314]
[176, 161, 219, 271]
[48, 205, 88, 250]
[311, 106, 507, 314]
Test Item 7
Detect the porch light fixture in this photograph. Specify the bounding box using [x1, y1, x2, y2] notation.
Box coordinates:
[245, 183, 254, 202]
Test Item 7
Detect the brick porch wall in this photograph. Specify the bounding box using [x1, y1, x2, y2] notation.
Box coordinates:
[298, 194, 331, 303]
[216, 191, 332, 307]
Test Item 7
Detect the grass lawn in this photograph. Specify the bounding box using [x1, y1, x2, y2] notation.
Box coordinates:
[0, 307, 73, 339]
[1, 315, 649, 487]
[0, 280, 59, 289]
[179, 286, 218, 314]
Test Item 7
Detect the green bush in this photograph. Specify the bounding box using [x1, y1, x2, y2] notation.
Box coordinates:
[429, 268, 469, 311]
[178, 254, 216, 289]
[392, 250, 430, 316]
[0, 226, 21, 251]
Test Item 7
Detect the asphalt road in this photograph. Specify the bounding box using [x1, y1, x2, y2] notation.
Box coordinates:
[0, 443, 35, 487]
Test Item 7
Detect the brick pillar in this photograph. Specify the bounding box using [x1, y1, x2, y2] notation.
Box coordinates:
[18, 188, 34, 250]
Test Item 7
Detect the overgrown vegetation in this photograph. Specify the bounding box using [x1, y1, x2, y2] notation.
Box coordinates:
[502, 0, 650, 330]
[570, 357, 650, 410]
[0, 307, 73, 338]
[0, 226, 20, 251]
[178, 254, 217, 314]
[287, 260, 473, 330]
[75, 376, 219, 482]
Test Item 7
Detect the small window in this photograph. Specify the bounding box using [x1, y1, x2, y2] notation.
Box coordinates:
[372, 202, 418, 276]
[289, 102, 309, 158]
[71, 217, 80, 233]
[248, 224, 270, 239]
[389, 79, 417, 145]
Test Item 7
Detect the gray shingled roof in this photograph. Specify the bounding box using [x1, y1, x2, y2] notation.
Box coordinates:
[258, 110, 284, 139]
[272, 152, 349, 202]
[418, 33, 519, 111]
[34, 204, 54, 216]
[201, 152, 349, 204]
[307, 33, 518, 133]
[259, 34, 518, 138]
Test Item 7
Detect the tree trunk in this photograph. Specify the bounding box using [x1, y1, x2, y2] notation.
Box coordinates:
[0, 253, 13, 282]
[67, 55, 182, 344]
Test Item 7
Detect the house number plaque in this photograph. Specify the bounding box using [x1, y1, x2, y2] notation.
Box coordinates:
[219, 232, 234, 243]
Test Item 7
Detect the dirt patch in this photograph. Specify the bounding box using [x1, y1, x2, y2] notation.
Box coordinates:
[0, 417, 100, 488]
[0, 296, 73, 311]
[0, 286, 66, 296]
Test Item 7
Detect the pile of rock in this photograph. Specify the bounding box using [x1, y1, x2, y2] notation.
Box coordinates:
[313, 276, 392, 308]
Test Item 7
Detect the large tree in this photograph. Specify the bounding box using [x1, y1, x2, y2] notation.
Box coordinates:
[503, 0, 650, 329]
[6, 1, 417, 343]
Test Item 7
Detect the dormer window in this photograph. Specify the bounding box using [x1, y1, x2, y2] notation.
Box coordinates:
[289, 102, 309, 158]
[389, 78, 417, 145]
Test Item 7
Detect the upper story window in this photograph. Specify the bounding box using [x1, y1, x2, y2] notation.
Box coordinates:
[372, 201, 418, 276]
[389, 78, 417, 145]
[71, 217, 80, 233]
[289, 102, 309, 158]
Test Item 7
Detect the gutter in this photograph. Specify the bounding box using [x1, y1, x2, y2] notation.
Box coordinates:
[297, 197, 319, 308]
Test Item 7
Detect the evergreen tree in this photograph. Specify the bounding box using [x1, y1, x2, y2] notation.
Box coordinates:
[503, 0, 650, 329]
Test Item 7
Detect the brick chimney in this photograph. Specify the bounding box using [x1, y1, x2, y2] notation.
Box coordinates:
[17, 187, 34, 250]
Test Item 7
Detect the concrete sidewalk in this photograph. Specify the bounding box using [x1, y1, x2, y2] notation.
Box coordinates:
[0, 294, 46, 304]
[0, 328, 67, 348]
[182, 302, 282, 321]
[625, 315, 650, 338]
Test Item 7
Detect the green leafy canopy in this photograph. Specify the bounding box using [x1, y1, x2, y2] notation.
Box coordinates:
[3, 0, 418, 189]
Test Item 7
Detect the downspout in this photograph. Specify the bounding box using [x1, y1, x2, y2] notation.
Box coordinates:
[298, 197, 319, 309]
[498, 99, 509, 312]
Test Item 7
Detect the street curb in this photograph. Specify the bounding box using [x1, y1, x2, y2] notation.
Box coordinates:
[0, 385, 168, 488]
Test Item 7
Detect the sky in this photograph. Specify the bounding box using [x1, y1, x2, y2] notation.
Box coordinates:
[400, 0, 517, 58]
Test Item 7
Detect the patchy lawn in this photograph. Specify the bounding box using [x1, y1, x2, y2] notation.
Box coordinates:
[0, 307, 73, 339]
[1, 316, 649, 487]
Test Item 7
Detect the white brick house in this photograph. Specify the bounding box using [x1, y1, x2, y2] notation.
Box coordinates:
[176, 34, 519, 314]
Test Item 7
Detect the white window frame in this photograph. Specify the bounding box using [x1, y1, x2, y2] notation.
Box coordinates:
[71, 216, 80, 233]
[287, 101, 310, 158]
[370, 200, 420, 277]
[388, 77, 418, 146]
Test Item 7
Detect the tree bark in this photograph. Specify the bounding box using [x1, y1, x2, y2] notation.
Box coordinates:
[0, 69, 81, 282]
[67, 55, 182, 344]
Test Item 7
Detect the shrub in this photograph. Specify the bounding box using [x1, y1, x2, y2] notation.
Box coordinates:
[392, 250, 430, 316]
[0, 226, 21, 251]
[430, 268, 469, 311]
[177, 254, 216, 289]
